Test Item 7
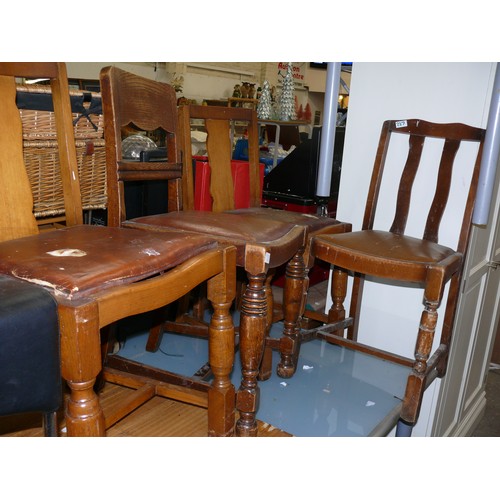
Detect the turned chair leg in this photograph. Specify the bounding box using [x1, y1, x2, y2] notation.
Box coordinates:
[277, 249, 308, 378]
[236, 272, 267, 437]
[60, 303, 106, 437]
[207, 294, 235, 437]
[327, 267, 348, 337]
[257, 273, 275, 381]
[401, 290, 440, 426]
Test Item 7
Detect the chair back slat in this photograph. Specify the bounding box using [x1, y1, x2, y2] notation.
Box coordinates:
[0, 62, 83, 241]
[178, 104, 262, 213]
[102, 66, 177, 141]
[0, 76, 39, 242]
[205, 118, 236, 212]
[365, 119, 485, 248]
[390, 135, 424, 235]
[423, 138, 460, 242]
[100, 66, 183, 225]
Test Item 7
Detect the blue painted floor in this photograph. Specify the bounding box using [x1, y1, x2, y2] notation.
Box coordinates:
[116, 312, 410, 437]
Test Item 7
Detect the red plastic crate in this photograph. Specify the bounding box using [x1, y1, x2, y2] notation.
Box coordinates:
[194, 156, 265, 211]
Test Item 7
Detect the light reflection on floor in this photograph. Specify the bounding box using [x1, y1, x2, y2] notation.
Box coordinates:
[116, 312, 409, 437]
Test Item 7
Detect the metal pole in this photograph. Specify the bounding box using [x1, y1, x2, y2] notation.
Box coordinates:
[473, 63, 500, 225]
[316, 62, 342, 198]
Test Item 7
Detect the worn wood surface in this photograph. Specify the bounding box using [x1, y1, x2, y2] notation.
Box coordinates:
[0, 382, 291, 437]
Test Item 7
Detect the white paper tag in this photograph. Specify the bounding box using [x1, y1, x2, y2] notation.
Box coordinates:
[395, 120, 408, 129]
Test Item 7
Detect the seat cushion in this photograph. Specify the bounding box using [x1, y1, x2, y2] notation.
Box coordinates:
[129, 210, 299, 245]
[0, 275, 61, 415]
[0, 225, 217, 300]
[127, 211, 307, 268]
[312, 230, 460, 283]
[229, 207, 349, 234]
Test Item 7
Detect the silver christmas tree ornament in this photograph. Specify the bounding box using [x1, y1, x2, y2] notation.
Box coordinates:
[257, 80, 272, 120]
[278, 63, 296, 121]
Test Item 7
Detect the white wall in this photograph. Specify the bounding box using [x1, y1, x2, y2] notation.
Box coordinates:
[65, 62, 164, 82]
[333, 62, 495, 436]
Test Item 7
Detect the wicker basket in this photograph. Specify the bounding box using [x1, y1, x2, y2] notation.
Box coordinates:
[17, 84, 104, 141]
[17, 85, 107, 218]
[23, 139, 107, 218]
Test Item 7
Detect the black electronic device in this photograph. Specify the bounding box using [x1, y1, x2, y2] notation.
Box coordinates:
[262, 126, 345, 213]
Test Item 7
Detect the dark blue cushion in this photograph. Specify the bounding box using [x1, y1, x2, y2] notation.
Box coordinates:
[0, 275, 61, 416]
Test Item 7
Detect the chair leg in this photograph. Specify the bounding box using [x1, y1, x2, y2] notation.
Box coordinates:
[59, 303, 106, 437]
[42, 411, 58, 437]
[347, 273, 364, 341]
[401, 296, 439, 425]
[327, 267, 348, 336]
[236, 272, 267, 437]
[145, 307, 169, 352]
[436, 275, 461, 378]
[396, 419, 413, 437]
[257, 273, 275, 381]
[277, 249, 308, 378]
[207, 278, 236, 437]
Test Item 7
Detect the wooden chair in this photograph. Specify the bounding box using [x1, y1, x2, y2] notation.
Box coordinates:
[308, 119, 485, 435]
[0, 62, 236, 437]
[176, 104, 353, 380]
[99, 66, 350, 436]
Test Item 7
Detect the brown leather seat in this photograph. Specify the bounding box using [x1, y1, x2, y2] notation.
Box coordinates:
[0, 226, 220, 299]
[315, 230, 459, 281]
[130, 211, 308, 267]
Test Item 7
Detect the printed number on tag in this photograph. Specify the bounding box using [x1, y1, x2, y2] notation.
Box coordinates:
[395, 120, 408, 128]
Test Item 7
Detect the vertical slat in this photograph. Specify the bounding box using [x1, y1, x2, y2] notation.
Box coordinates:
[423, 139, 460, 242]
[168, 178, 182, 212]
[362, 121, 392, 230]
[100, 67, 121, 226]
[247, 112, 262, 207]
[390, 134, 425, 235]
[50, 62, 84, 226]
[0, 75, 39, 242]
[205, 118, 235, 212]
[179, 105, 196, 210]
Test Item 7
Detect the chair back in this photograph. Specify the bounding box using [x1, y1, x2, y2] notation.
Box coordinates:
[365, 119, 485, 253]
[99, 66, 182, 226]
[0, 62, 83, 243]
[178, 104, 262, 212]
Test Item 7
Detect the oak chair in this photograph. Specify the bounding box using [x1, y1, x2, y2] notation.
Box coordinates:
[100, 65, 350, 436]
[0, 62, 236, 437]
[176, 104, 352, 380]
[308, 119, 485, 435]
[0, 275, 61, 436]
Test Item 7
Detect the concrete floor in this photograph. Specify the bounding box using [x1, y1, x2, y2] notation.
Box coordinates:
[471, 367, 500, 436]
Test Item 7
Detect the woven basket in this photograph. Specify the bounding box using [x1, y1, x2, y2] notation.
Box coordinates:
[17, 85, 104, 141]
[17, 85, 107, 218]
[23, 139, 107, 218]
